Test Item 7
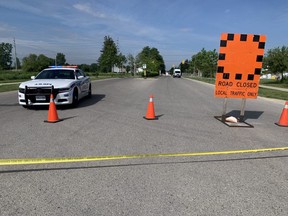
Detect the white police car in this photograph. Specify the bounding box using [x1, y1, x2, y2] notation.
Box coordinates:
[18, 66, 91, 108]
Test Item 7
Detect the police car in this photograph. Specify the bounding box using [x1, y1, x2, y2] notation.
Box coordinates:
[18, 66, 91, 108]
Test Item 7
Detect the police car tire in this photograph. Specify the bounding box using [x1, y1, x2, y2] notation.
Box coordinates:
[88, 84, 92, 98]
[72, 89, 79, 107]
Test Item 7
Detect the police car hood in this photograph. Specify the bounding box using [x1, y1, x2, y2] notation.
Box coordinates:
[19, 79, 73, 89]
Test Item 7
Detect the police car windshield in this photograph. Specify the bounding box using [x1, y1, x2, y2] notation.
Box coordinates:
[36, 69, 75, 79]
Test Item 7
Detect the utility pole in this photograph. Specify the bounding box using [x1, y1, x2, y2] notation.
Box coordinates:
[116, 38, 119, 73]
[134, 61, 136, 76]
[13, 37, 18, 70]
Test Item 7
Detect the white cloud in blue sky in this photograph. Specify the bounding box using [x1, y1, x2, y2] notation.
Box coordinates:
[1, 0, 288, 68]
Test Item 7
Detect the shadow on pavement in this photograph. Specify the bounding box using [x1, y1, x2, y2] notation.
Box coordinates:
[226, 110, 264, 121]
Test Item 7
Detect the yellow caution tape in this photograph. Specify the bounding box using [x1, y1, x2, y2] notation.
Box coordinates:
[0, 147, 288, 166]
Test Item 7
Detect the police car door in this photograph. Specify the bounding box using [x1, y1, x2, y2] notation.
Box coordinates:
[76, 70, 88, 96]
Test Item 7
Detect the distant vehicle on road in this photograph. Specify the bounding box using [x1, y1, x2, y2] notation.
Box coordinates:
[18, 66, 91, 108]
[173, 68, 181, 78]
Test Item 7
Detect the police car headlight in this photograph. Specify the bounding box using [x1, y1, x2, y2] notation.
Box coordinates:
[58, 87, 71, 93]
[19, 88, 25, 93]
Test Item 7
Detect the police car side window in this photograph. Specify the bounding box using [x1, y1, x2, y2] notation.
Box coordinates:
[76, 70, 86, 78]
[76, 70, 82, 79]
[81, 70, 86, 77]
[79, 70, 86, 77]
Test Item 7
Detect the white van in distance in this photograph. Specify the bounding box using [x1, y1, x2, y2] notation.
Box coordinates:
[173, 69, 181, 78]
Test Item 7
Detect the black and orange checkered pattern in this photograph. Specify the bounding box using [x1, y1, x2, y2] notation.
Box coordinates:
[215, 33, 266, 99]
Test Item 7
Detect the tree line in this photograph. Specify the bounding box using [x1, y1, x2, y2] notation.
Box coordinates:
[174, 46, 288, 81]
[0, 36, 165, 75]
[97, 36, 165, 75]
[1, 39, 288, 80]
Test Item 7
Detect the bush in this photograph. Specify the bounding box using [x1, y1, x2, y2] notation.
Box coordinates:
[141, 71, 159, 77]
[0, 70, 37, 81]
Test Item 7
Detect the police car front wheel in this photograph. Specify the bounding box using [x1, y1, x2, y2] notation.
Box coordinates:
[72, 89, 79, 107]
[87, 84, 92, 98]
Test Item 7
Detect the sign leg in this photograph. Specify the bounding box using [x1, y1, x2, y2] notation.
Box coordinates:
[221, 98, 228, 121]
[240, 98, 246, 122]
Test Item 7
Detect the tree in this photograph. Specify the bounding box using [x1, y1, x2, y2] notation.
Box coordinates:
[90, 63, 98, 72]
[22, 54, 38, 71]
[116, 52, 127, 72]
[126, 53, 135, 74]
[189, 55, 197, 75]
[265, 46, 288, 82]
[15, 57, 21, 69]
[0, 42, 13, 70]
[189, 48, 218, 77]
[56, 53, 66, 65]
[37, 54, 54, 71]
[179, 59, 189, 73]
[98, 36, 118, 72]
[136, 46, 165, 74]
[79, 64, 91, 72]
[22, 54, 54, 72]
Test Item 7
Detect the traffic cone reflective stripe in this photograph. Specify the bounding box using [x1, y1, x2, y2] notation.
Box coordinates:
[44, 94, 61, 123]
[276, 101, 288, 127]
[144, 95, 158, 120]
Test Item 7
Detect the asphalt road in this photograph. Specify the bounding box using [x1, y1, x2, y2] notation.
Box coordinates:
[0, 77, 287, 216]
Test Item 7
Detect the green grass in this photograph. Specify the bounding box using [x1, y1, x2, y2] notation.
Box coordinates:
[0, 71, 140, 92]
[0, 70, 37, 81]
[188, 76, 288, 101]
[258, 88, 288, 100]
[0, 84, 20, 93]
[260, 79, 288, 88]
[189, 76, 216, 84]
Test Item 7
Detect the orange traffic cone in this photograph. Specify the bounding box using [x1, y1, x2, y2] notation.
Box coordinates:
[276, 101, 288, 127]
[144, 95, 158, 120]
[44, 94, 62, 123]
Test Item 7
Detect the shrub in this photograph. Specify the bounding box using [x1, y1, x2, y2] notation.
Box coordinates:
[141, 71, 159, 77]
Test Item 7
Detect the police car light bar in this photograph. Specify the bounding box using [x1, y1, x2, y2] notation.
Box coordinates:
[49, 65, 78, 68]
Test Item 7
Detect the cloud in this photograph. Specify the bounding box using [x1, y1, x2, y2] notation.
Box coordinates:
[73, 3, 106, 18]
[0, 23, 16, 33]
[0, 1, 41, 15]
[179, 28, 193, 33]
[71, 3, 167, 44]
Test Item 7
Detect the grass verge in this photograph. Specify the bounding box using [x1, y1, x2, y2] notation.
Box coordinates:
[187, 76, 288, 101]
[0, 73, 141, 92]
[0, 84, 19, 93]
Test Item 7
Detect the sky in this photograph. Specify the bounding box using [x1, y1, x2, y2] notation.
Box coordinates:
[1, 0, 288, 69]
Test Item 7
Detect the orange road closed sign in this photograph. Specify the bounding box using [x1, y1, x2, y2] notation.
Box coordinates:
[215, 33, 266, 99]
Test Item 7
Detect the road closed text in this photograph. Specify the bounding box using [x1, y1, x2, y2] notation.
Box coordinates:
[215, 81, 259, 98]
[217, 81, 258, 88]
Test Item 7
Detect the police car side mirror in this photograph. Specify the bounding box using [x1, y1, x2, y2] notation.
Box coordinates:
[31, 76, 35, 80]
[77, 75, 84, 79]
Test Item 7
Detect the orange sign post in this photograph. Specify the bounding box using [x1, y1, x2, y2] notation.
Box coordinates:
[214, 33, 266, 127]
